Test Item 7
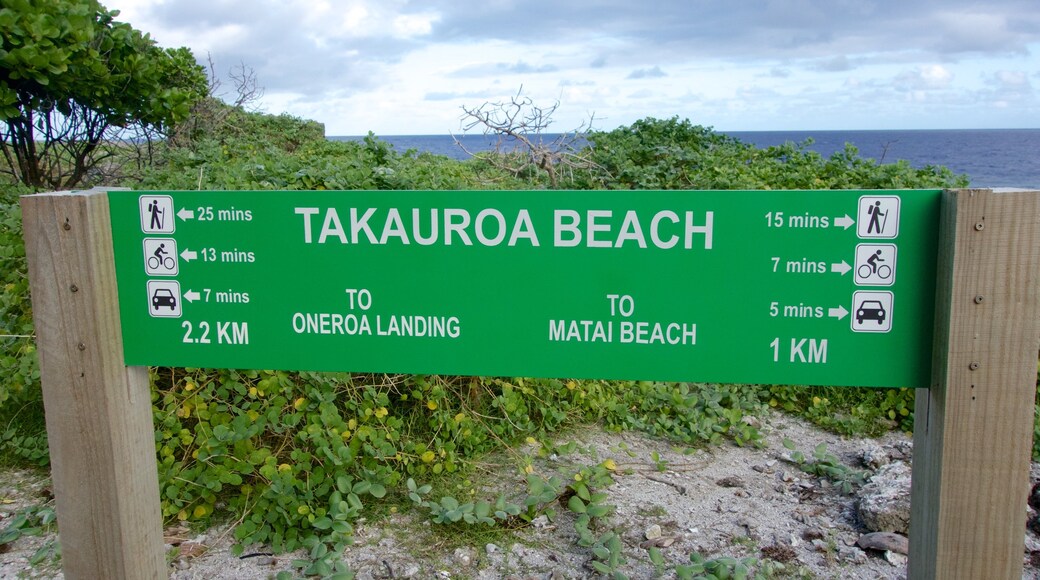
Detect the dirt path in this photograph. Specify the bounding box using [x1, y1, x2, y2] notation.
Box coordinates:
[2, 413, 1038, 579]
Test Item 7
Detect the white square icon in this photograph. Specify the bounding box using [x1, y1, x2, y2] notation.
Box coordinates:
[143, 238, 178, 276]
[854, 244, 896, 286]
[147, 280, 181, 318]
[851, 291, 893, 333]
[140, 195, 175, 234]
[857, 196, 900, 239]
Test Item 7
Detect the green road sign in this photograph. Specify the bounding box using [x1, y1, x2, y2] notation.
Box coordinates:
[109, 189, 941, 388]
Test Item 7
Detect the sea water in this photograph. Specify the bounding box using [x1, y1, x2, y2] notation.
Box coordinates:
[332, 129, 1040, 189]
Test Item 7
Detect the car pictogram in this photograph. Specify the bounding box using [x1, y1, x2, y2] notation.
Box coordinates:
[152, 288, 177, 311]
[856, 300, 886, 324]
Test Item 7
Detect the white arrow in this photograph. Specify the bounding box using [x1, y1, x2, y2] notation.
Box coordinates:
[831, 261, 852, 276]
[177, 208, 195, 221]
[180, 249, 198, 262]
[833, 214, 855, 230]
[828, 306, 849, 320]
[184, 290, 201, 303]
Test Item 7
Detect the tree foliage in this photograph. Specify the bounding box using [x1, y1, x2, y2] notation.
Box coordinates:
[0, 0, 207, 188]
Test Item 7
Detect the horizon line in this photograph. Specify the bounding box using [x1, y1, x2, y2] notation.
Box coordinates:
[329, 127, 1040, 138]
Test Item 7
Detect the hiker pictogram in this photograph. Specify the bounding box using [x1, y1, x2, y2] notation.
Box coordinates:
[857, 196, 900, 239]
[139, 195, 175, 234]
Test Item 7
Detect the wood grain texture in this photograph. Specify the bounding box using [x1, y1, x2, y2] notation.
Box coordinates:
[21, 190, 165, 579]
[909, 189, 1040, 579]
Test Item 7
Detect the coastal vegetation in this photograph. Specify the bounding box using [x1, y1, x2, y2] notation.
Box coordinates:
[4, 2, 1030, 574]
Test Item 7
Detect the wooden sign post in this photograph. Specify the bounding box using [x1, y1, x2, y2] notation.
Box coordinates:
[19, 187, 1040, 579]
[21, 189, 165, 579]
[909, 188, 1040, 579]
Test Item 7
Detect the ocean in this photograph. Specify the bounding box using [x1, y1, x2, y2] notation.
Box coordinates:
[332, 128, 1040, 189]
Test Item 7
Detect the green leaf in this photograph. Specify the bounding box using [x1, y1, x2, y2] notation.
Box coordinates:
[649, 546, 664, 566]
[567, 495, 587, 514]
[368, 483, 386, 499]
[312, 517, 332, 530]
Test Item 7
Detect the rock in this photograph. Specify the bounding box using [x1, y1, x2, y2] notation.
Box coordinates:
[452, 547, 474, 566]
[860, 444, 891, 470]
[857, 462, 912, 534]
[886, 551, 909, 567]
[839, 546, 868, 564]
[640, 535, 676, 549]
[486, 543, 499, 554]
[760, 544, 797, 563]
[645, 524, 663, 540]
[857, 531, 909, 555]
[531, 515, 550, 529]
[716, 476, 746, 488]
[1031, 482, 1040, 511]
[1029, 515, 1040, 535]
[401, 564, 421, 578]
[178, 542, 208, 559]
[890, 440, 913, 461]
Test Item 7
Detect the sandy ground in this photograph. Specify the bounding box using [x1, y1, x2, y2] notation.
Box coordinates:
[1, 412, 1038, 579]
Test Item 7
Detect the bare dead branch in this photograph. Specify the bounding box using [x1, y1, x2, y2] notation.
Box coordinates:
[454, 88, 602, 189]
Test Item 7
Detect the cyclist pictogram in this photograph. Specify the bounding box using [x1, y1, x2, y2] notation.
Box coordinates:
[143, 238, 178, 276]
[854, 244, 897, 286]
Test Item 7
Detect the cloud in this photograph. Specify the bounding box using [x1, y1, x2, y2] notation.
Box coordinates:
[448, 60, 559, 78]
[979, 70, 1034, 105]
[559, 79, 596, 87]
[392, 12, 440, 38]
[894, 65, 955, 91]
[627, 66, 667, 80]
[810, 56, 854, 73]
[103, 0, 1040, 133]
[930, 10, 1033, 54]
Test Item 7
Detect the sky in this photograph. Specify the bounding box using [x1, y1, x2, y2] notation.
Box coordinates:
[106, 0, 1040, 136]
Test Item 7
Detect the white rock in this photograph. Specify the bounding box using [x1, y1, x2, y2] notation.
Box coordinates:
[453, 547, 473, 566]
[861, 444, 891, 470]
[886, 551, 908, 567]
[645, 524, 663, 540]
[857, 462, 912, 534]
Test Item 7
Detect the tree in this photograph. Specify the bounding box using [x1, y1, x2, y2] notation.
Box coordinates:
[0, 0, 207, 189]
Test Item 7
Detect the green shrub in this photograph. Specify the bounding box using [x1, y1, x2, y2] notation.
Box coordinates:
[574, 116, 969, 190]
[1, 112, 1031, 568]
